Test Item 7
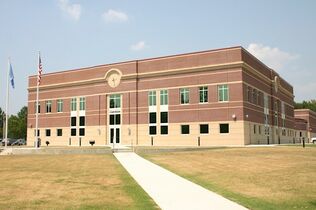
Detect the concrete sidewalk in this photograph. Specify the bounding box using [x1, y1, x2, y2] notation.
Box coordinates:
[114, 152, 247, 210]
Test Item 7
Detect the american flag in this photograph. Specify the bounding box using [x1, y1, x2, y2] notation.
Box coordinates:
[37, 53, 42, 85]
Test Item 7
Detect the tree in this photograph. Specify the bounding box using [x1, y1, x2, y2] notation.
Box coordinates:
[294, 100, 316, 112]
[7, 106, 28, 139]
[0, 107, 5, 138]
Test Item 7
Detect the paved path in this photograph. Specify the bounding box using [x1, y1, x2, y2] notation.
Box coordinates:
[114, 152, 247, 210]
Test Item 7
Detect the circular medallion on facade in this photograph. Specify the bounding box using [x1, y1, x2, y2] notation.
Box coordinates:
[105, 69, 122, 88]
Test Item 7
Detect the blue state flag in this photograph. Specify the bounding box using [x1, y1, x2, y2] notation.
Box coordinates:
[9, 62, 15, 89]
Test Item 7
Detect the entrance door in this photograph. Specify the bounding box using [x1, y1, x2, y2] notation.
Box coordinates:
[110, 127, 120, 144]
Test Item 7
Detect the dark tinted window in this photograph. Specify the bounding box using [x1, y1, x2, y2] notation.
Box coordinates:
[46, 129, 51, 137]
[57, 129, 63, 136]
[161, 126, 168, 135]
[149, 126, 157, 135]
[220, 124, 229, 133]
[71, 117, 76, 126]
[181, 125, 190, 134]
[71, 128, 76, 136]
[79, 116, 85, 126]
[149, 113, 156, 124]
[160, 112, 168, 123]
[200, 124, 209, 134]
[79, 128, 85, 136]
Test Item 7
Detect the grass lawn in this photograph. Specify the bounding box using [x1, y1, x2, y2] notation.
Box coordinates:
[141, 146, 316, 210]
[0, 154, 158, 210]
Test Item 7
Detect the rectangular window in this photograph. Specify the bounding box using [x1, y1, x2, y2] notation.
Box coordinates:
[71, 117, 76, 126]
[71, 128, 76, 136]
[253, 89, 257, 104]
[57, 99, 63, 112]
[259, 126, 261, 135]
[46, 100, 52, 113]
[110, 114, 120, 125]
[149, 113, 157, 124]
[148, 91, 156, 106]
[34, 102, 41, 114]
[181, 125, 190, 134]
[79, 97, 86, 110]
[46, 129, 51, 137]
[200, 124, 209, 134]
[79, 128, 85, 136]
[218, 85, 229, 102]
[247, 86, 252, 103]
[109, 94, 121, 108]
[199, 86, 208, 103]
[34, 129, 40, 137]
[160, 126, 168, 135]
[254, 124, 256, 134]
[71, 98, 77, 111]
[160, 90, 168, 105]
[180, 88, 189, 104]
[220, 123, 229, 133]
[57, 129, 63, 136]
[160, 112, 168, 123]
[149, 126, 157, 135]
[79, 116, 85, 126]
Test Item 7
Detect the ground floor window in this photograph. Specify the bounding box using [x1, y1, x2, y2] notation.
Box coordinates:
[79, 128, 85, 136]
[200, 124, 209, 134]
[161, 126, 168, 135]
[34, 129, 40, 137]
[220, 123, 229, 133]
[46, 129, 51, 137]
[71, 128, 76, 136]
[149, 126, 157, 135]
[57, 129, 63, 136]
[181, 125, 190, 134]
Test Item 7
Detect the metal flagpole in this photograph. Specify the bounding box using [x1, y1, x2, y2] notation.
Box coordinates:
[5, 58, 10, 148]
[35, 52, 40, 148]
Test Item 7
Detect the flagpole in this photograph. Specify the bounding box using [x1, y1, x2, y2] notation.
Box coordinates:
[5, 58, 10, 148]
[35, 52, 40, 148]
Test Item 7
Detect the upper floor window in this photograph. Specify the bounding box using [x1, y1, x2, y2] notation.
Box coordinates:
[218, 84, 229, 102]
[79, 97, 86, 110]
[253, 89, 257, 104]
[34, 102, 40, 114]
[199, 86, 208, 103]
[71, 98, 77, 111]
[180, 88, 189, 104]
[148, 91, 156, 106]
[109, 94, 121, 108]
[46, 100, 52, 113]
[160, 90, 168, 105]
[57, 99, 63, 112]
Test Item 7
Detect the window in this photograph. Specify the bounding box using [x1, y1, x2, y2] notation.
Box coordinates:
[46, 129, 51, 137]
[148, 91, 156, 106]
[57, 129, 63, 136]
[180, 88, 189, 104]
[259, 126, 261, 135]
[149, 113, 157, 124]
[160, 90, 168, 105]
[34, 102, 40, 114]
[46, 100, 52, 113]
[79, 116, 85, 126]
[220, 124, 229, 133]
[149, 126, 157, 135]
[71, 117, 76, 126]
[79, 97, 86, 110]
[71, 128, 76, 136]
[79, 128, 85, 136]
[161, 126, 168, 135]
[247, 86, 252, 102]
[254, 124, 256, 134]
[200, 124, 209, 134]
[71, 98, 77, 111]
[218, 85, 229, 102]
[160, 112, 168, 123]
[110, 114, 121, 125]
[34, 129, 40, 137]
[253, 89, 257, 104]
[181, 125, 190, 134]
[57, 99, 63, 112]
[109, 94, 121, 108]
[199, 86, 208, 103]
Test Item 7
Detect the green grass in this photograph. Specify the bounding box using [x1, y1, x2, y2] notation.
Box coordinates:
[141, 146, 316, 210]
[0, 154, 158, 210]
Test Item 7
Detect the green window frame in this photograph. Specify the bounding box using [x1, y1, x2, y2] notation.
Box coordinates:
[218, 84, 229, 102]
[57, 99, 63, 112]
[180, 88, 189, 104]
[160, 90, 168, 105]
[46, 100, 52, 113]
[71, 98, 77, 111]
[79, 97, 86, 110]
[199, 86, 208, 103]
[109, 94, 121, 108]
[148, 91, 156, 106]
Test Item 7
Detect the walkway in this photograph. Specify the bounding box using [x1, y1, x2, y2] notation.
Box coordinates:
[114, 152, 247, 210]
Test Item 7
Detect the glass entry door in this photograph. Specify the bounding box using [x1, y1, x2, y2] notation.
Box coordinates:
[110, 127, 120, 144]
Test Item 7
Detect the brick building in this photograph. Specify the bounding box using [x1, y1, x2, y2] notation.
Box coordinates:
[27, 46, 297, 146]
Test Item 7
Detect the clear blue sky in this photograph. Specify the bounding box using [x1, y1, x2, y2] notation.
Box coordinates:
[1, 0, 315, 114]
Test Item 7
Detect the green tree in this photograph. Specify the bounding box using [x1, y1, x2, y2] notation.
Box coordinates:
[0, 107, 5, 138]
[7, 106, 28, 139]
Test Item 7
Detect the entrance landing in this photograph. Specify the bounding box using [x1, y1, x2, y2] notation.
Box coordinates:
[114, 152, 247, 210]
